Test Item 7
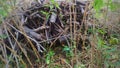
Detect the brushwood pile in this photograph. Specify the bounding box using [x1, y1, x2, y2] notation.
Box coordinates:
[2, 1, 90, 54]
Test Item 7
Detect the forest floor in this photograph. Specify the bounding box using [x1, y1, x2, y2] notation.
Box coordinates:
[0, 0, 120, 68]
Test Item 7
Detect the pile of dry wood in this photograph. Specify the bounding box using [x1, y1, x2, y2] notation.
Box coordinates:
[3, 1, 89, 53]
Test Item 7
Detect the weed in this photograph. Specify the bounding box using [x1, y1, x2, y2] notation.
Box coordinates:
[63, 46, 73, 57]
[0, 0, 120, 68]
[45, 50, 55, 64]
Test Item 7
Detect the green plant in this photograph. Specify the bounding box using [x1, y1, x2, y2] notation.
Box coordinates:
[93, 0, 118, 19]
[63, 46, 73, 57]
[0, 0, 12, 23]
[40, 0, 60, 21]
[109, 37, 119, 45]
[94, 27, 120, 68]
[49, 0, 60, 9]
[93, 0, 117, 11]
[0, 34, 7, 39]
[93, 0, 104, 12]
[44, 0, 60, 11]
[40, 11, 50, 19]
[74, 63, 85, 68]
[45, 50, 55, 64]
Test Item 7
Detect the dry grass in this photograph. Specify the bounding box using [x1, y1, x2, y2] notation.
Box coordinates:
[0, 0, 120, 68]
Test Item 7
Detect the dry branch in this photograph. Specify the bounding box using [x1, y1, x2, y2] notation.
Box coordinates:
[3, 1, 89, 55]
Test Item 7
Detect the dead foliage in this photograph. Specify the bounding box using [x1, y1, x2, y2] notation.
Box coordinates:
[2, 1, 90, 57]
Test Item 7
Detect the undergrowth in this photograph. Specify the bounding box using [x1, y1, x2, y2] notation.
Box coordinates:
[0, 0, 120, 68]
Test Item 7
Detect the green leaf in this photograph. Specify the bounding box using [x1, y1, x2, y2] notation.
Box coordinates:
[45, 50, 55, 64]
[93, 0, 104, 12]
[0, 8, 8, 17]
[98, 28, 106, 35]
[63, 46, 70, 52]
[50, 0, 55, 4]
[50, 5, 54, 10]
[46, 57, 50, 64]
[47, 50, 55, 56]
[0, 34, 7, 39]
[40, 11, 50, 19]
[55, 3, 60, 9]
[40, 11, 48, 15]
[109, 37, 119, 45]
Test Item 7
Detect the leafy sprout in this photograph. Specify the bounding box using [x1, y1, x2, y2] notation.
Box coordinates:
[45, 50, 55, 64]
[63, 46, 73, 57]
